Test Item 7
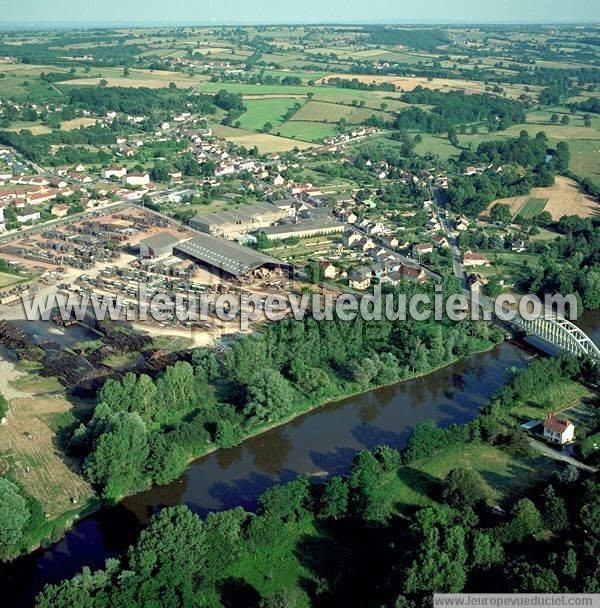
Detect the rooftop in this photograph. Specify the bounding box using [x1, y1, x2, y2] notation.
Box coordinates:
[174, 233, 287, 277]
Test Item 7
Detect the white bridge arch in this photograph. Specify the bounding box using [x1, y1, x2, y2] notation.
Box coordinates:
[512, 315, 600, 359]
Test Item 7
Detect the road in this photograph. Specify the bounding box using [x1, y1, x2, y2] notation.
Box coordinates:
[432, 186, 467, 288]
[528, 437, 598, 473]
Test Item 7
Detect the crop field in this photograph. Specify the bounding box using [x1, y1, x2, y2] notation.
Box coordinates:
[211, 123, 313, 152]
[317, 74, 535, 98]
[516, 197, 548, 220]
[487, 176, 600, 220]
[0, 272, 29, 288]
[236, 98, 304, 131]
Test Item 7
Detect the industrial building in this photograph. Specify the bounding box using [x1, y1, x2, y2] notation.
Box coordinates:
[174, 233, 291, 278]
[259, 214, 344, 241]
[189, 201, 288, 237]
[139, 232, 180, 258]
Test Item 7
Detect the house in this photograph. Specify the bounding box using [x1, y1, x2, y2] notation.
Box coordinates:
[433, 235, 450, 248]
[0, 205, 5, 232]
[51, 203, 69, 218]
[348, 270, 370, 290]
[169, 171, 183, 184]
[456, 216, 470, 231]
[511, 239, 529, 253]
[271, 174, 285, 187]
[16, 206, 41, 224]
[123, 172, 150, 186]
[413, 242, 433, 256]
[463, 251, 490, 267]
[102, 166, 127, 179]
[381, 235, 399, 249]
[543, 414, 575, 445]
[319, 261, 338, 280]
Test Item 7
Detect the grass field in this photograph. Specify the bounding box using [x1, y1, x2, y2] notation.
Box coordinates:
[516, 197, 548, 220]
[275, 120, 339, 142]
[211, 123, 313, 152]
[0, 271, 30, 288]
[413, 133, 460, 160]
[237, 98, 304, 131]
[289, 100, 393, 124]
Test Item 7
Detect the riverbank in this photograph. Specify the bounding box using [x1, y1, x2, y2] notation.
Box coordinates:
[2, 334, 506, 562]
[0, 338, 541, 608]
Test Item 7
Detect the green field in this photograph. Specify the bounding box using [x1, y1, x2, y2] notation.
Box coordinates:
[237, 98, 305, 131]
[275, 120, 339, 142]
[516, 197, 548, 220]
[290, 99, 393, 124]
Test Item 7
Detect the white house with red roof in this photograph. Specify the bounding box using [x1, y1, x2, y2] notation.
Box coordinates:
[543, 413, 575, 445]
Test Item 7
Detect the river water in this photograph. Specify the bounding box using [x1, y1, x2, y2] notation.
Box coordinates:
[3, 311, 599, 608]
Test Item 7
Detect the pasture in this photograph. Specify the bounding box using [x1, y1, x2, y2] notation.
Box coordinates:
[236, 98, 304, 131]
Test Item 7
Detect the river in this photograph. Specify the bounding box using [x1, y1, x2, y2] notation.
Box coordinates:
[3, 311, 599, 608]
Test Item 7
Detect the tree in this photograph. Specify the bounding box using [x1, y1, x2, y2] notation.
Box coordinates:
[490, 203, 511, 224]
[540, 485, 569, 532]
[442, 468, 487, 509]
[156, 362, 197, 410]
[128, 505, 206, 579]
[244, 368, 296, 422]
[0, 393, 8, 420]
[0, 477, 29, 553]
[263, 122, 273, 133]
[84, 412, 149, 500]
[560, 115, 570, 125]
[259, 589, 298, 608]
[318, 476, 349, 520]
[550, 113, 559, 124]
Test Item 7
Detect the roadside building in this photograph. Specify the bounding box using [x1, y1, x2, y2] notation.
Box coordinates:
[16, 206, 41, 224]
[543, 414, 575, 445]
[463, 251, 490, 267]
[123, 172, 151, 186]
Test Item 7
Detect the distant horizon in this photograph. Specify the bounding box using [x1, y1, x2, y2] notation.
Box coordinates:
[2, 0, 599, 29]
[0, 18, 599, 29]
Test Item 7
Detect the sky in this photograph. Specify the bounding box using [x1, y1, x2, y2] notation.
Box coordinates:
[1, 0, 599, 25]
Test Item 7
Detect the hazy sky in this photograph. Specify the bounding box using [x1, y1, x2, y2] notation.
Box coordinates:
[2, 0, 599, 24]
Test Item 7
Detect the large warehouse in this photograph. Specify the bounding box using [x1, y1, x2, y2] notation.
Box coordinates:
[189, 201, 288, 237]
[139, 231, 180, 258]
[174, 233, 291, 279]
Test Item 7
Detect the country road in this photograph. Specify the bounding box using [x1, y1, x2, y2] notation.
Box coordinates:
[529, 437, 598, 473]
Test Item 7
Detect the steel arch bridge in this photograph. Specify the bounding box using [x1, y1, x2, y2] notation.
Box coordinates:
[512, 315, 600, 359]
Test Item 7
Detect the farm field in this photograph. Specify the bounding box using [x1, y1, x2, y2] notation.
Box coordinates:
[210, 123, 313, 152]
[515, 197, 548, 220]
[0, 271, 29, 288]
[274, 120, 339, 142]
[236, 98, 304, 131]
[486, 176, 600, 220]
[317, 73, 535, 98]
[289, 99, 393, 124]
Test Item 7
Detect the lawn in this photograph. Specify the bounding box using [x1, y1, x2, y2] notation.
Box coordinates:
[0, 271, 30, 288]
[516, 197, 548, 220]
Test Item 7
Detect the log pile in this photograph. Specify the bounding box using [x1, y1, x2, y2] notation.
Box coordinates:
[0, 321, 31, 349]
